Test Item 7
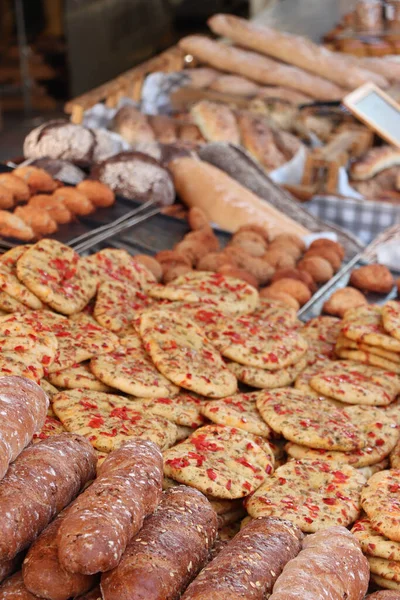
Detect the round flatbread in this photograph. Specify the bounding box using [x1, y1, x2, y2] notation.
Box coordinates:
[358, 459, 389, 480]
[47, 362, 113, 392]
[163, 424, 274, 499]
[201, 392, 272, 438]
[352, 517, 400, 561]
[391, 440, 400, 469]
[383, 302, 400, 343]
[138, 309, 237, 398]
[93, 280, 154, 334]
[370, 574, 400, 591]
[368, 557, 400, 583]
[227, 356, 308, 389]
[361, 470, 400, 542]
[336, 334, 400, 364]
[251, 298, 298, 328]
[245, 459, 366, 532]
[90, 334, 180, 398]
[0, 246, 43, 309]
[147, 271, 259, 315]
[310, 369, 395, 406]
[16, 239, 97, 315]
[127, 392, 207, 428]
[341, 305, 400, 353]
[301, 316, 342, 358]
[256, 388, 365, 451]
[336, 348, 400, 375]
[286, 405, 398, 468]
[52, 388, 178, 452]
[84, 248, 156, 290]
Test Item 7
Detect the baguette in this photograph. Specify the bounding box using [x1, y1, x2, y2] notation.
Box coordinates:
[178, 36, 345, 101]
[208, 14, 388, 90]
[101, 486, 218, 600]
[350, 146, 400, 180]
[168, 156, 309, 237]
[269, 526, 369, 600]
[190, 101, 241, 144]
[181, 517, 303, 600]
[237, 111, 287, 171]
[257, 86, 312, 105]
[209, 75, 261, 97]
[0, 572, 37, 599]
[0, 433, 96, 561]
[22, 512, 97, 600]
[57, 439, 163, 575]
[0, 376, 48, 480]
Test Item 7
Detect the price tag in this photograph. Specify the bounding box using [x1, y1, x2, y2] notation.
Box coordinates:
[343, 82, 400, 148]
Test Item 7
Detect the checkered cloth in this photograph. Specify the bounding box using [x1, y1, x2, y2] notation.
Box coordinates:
[305, 196, 400, 245]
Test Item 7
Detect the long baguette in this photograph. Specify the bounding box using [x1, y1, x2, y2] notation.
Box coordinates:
[0, 433, 97, 561]
[181, 516, 303, 600]
[57, 439, 163, 575]
[168, 156, 310, 237]
[178, 36, 345, 101]
[208, 14, 388, 90]
[0, 376, 48, 480]
[101, 486, 218, 600]
[269, 526, 369, 600]
[22, 513, 97, 600]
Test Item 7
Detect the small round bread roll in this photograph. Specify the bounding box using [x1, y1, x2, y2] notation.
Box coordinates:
[76, 180, 115, 208]
[14, 205, 58, 236]
[270, 233, 306, 252]
[0, 173, 30, 202]
[259, 287, 300, 310]
[236, 224, 269, 243]
[163, 265, 192, 283]
[13, 165, 57, 193]
[224, 246, 274, 285]
[197, 252, 235, 272]
[28, 195, 72, 224]
[350, 264, 394, 294]
[0, 185, 15, 209]
[156, 250, 192, 268]
[271, 268, 316, 293]
[308, 239, 345, 261]
[188, 207, 209, 231]
[217, 265, 259, 288]
[304, 247, 342, 272]
[266, 278, 311, 306]
[52, 187, 94, 216]
[263, 249, 296, 270]
[268, 240, 302, 261]
[297, 256, 334, 283]
[133, 255, 163, 282]
[231, 231, 267, 257]
[323, 287, 367, 318]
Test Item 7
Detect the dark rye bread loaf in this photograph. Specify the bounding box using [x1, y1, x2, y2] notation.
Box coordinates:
[90, 151, 175, 205]
[22, 512, 97, 600]
[101, 486, 218, 600]
[57, 439, 163, 575]
[0, 572, 38, 599]
[0, 553, 25, 586]
[0, 376, 48, 480]
[0, 433, 97, 561]
[181, 516, 303, 600]
[269, 526, 369, 600]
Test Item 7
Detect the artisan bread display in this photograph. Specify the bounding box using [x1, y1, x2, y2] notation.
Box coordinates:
[0, 376, 48, 480]
[181, 517, 303, 600]
[101, 486, 218, 600]
[350, 147, 400, 181]
[207, 14, 388, 90]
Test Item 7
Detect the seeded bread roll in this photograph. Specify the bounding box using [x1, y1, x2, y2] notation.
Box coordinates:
[269, 526, 369, 600]
[181, 517, 303, 600]
[90, 151, 175, 205]
[0, 433, 97, 561]
[101, 486, 218, 600]
[22, 512, 97, 600]
[0, 376, 48, 481]
[57, 439, 163, 575]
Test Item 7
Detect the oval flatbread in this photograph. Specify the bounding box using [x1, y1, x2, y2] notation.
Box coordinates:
[382, 302, 400, 343]
[341, 305, 400, 353]
[310, 370, 395, 406]
[227, 356, 308, 389]
[201, 392, 272, 437]
[0, 245, 43, 309]
[47, 362, 113, 392]
[246, 459, 366, 532]
[127, 392, 207, 428]
[93, 280, 154, 334]
[85, 248, 156, 290]
[361, 469, 400, 542]
[368, 557, 400, 583]
[352, 517, 400, 561]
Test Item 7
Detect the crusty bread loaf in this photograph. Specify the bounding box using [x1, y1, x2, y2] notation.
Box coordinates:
[0, 572, 37, 599]
[57, 439, 163, 575]
[350, 146, 400, 180]
[169, 156, 309, 237]
[111, 105, 155, 145]
[179, 36, 345, 101]
[101, 486, 218, 600]
[257, 86, 312, 105]
[237, 111, 286, 171]
[209, 75, 261, 97]
[181, 517, 303, 600]
[208, 14, 388, 90]
[0, 376, 48, 480]
[22, 512, 97, 600]
[269, 526, 369, 600]
[0, 433, 96, 561]
[190, 100, 240, 144]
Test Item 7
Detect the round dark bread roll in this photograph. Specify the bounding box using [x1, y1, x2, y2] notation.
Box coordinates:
[29, 159, 85, 185]
[90, 151, 175, 205]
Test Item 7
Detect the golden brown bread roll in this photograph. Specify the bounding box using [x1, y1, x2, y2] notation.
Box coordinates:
[297, 256, 334, 283]
[237, 112, 287, 172]
[259, 288, 300, 310]
[168, 157, 310, 237]
[266, 278, 311, 306]
[190, 101, 240, 145]
[111, 106, 155, 145]
[323, 287, 367, 318]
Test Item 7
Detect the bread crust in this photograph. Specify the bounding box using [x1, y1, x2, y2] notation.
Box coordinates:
[191, 101, 240, 145]
[351, 147, 400, 181]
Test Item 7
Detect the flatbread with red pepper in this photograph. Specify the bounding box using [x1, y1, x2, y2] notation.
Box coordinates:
[163, 424, 274, 499]
[341, 305, 400, 352]
[256, 388, 365, 451]
[285, 405, 398, 468]
[336, 348, 400, 374]
[361, 469, 400, 542]
[126, 392, 206, 428]
[32, 415, 66, 443]
[352, 517, 400, 561]
[47, 362, 113, 392]
[227, 356, 308, 389]
[200, 392, 272, 438]
[368, 557, 400, 584]
[16, 239, 97, 315]
[310, 368, 396, 406]
[246, 459, 366, 532]
[301, 315, 341, 358]
[148, 271, 259, 315]
[382, 301, 400, 342]
[0, 245, 43, 309]
[84, 248, 156, 290]
[90, 334, 180, 398]
[251, 298, 298, 328]
[139, 309, 237, 398]
[52, 388, 178, 452]
[93, 280, 154, 334]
